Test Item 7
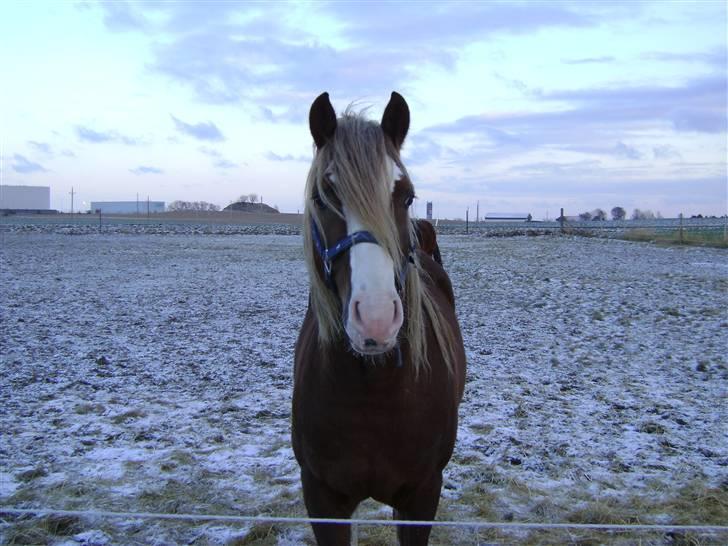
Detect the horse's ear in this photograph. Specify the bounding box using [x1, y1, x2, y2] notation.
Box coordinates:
[309, 92, 337, 149]
[381, 91, 410, 150]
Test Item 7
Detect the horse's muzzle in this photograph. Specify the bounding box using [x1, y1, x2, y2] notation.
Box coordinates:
[345, 293, 403, 355]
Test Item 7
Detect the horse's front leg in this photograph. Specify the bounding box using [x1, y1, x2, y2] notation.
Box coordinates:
[393, 473, 443, 546]
[301, 466, 358, 546]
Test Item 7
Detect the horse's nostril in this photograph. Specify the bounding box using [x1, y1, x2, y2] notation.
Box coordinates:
[354, 301, 362, 323]
[393, 300, 399, 322]
[364, 338, 377, 347]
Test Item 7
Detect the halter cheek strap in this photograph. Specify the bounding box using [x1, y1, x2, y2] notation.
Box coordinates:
[310, 219, 414, 294]
[311, 220, 378, 289]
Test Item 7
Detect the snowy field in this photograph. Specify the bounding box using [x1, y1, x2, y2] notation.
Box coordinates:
[1, 229, 726, 545]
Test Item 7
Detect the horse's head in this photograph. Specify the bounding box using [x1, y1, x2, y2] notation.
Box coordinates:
[303, 92, 416, 357]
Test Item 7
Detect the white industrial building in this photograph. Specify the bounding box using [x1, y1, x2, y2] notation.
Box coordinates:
[0, 185, 51, 210]
[484, 212, 533, 222]
[90, 201, 165, 214]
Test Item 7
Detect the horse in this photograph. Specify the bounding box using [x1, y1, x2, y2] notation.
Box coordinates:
[292, 92, 466, 546]
[414, 219, 443, 266]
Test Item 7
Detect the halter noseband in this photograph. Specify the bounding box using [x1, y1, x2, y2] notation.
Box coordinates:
[310, 219, 414, 293]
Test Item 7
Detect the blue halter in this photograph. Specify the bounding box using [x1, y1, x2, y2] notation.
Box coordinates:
[310, 219, 413, 293]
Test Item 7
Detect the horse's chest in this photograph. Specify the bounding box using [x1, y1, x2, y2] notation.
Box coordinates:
[293, 373, 455, 497]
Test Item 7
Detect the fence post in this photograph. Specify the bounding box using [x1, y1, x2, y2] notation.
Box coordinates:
[679, 213, 684, 244]
[466, 208, 469, 234]
[559, 208, 565, 233]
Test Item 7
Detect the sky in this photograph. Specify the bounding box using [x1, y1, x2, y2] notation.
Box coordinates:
[1, 1, 726, 219]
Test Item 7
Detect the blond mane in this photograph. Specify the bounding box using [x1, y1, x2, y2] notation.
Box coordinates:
[303, 109, 457, 374]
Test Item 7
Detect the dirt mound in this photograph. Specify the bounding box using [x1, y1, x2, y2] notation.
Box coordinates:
[223, 201, 279, 213]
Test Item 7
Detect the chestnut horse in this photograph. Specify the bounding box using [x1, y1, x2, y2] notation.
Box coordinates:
[292, 92, 466, 546]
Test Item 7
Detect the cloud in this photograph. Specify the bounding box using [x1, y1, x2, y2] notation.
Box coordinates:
[213, 159, 237, 169]
[99, 2, 242, 34]
[614, 142, 642, 160]
[104, 2, 612, 117]
[492, 72, 531, 93]
[264, 151, 310, 163]
[539, 75, 727, 134]
[27, 141, 52, 155]
[76, 126, 141, 145]
[401, 134, 461, 167]
[171, 115, 224, 141]
[653, 145, 682, 160]
[77, 126, 114, 143]
[509, 160, 603, 176]
[12, 154, 47, 173]
[327, 2, 595, 46]
[425, 74, 727, 153]
[642, 49, 727, 68]
[100, 1, 149, 32]
[421, 172, 725, 205]
[563, 56, 616, 65]
[197, 146, 237, 168]
[198, 146, 221, 158]
[130, 165, 163, 175]
[151, 32, 385, 109]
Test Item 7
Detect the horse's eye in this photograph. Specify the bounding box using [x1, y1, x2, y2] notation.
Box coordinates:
[404, 195, 414, 208]
[312, 194, 326, 210]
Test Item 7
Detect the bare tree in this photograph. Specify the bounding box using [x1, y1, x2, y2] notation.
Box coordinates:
[168, 200, 219, 212]
[591, 208, 607, 221]
[579, 211, 592, 221]
[611, 206, 626, 220]
[632, 209, 655, 220]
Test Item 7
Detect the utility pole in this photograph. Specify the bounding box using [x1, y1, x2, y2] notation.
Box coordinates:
[476, 200, 480, 223]
[69, 186, 75, 215]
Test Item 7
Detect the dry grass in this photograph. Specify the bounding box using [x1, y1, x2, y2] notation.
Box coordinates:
[3, 482, 725, 545]
[2, 514, 83, 545]
[620, 228, 728, 248]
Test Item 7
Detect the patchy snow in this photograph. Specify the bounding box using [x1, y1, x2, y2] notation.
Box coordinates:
[0, 472, 20, 498]
[1, 229, 726, 544]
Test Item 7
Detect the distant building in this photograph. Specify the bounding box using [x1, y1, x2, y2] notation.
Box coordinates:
[90, 201, 165, 214]
[484, 212, 533, 222]
[0, 185, 51, 210]
[426, 201, 433, 220]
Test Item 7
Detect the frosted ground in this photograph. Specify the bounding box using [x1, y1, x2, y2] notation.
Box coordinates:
[1, 228, 726, 545]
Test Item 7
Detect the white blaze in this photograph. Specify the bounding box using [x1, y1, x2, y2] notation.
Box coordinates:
[347, 157, 400, 297]
[346, 209, 396, 297]
[343, 196, 403, 352]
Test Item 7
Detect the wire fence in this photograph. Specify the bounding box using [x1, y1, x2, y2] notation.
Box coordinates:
[435, 217, 728, 237]
[2, 507, 727, 541]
